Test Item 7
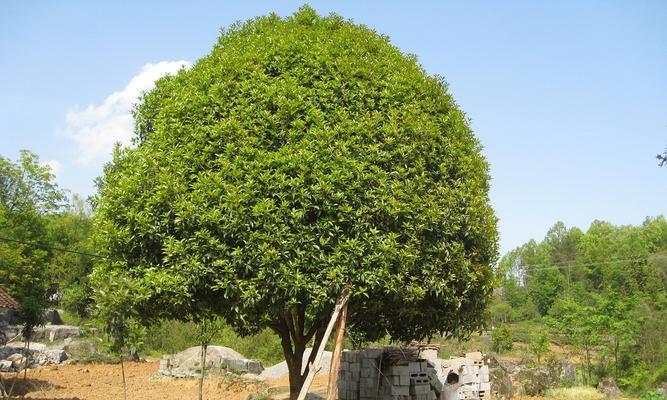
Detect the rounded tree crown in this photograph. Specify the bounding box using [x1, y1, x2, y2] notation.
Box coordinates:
[94, 6, 498, 341]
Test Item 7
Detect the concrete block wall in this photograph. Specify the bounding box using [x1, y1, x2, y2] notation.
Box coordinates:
[339, 349, 439, 400]
[339, 349, 492, 400]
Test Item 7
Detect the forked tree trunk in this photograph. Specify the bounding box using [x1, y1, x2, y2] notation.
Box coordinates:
[277, 290, 350, 400]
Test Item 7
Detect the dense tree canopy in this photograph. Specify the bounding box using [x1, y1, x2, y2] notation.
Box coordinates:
[92, 7, 498, 397]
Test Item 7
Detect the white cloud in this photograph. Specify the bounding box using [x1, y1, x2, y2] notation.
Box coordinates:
[43, 160, 62, 176]
[64, 60, 192, 165]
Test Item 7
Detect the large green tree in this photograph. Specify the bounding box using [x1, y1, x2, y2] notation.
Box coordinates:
[92, 7, 498, 398]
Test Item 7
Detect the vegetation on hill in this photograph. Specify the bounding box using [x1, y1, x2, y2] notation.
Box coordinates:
[493, 219, 667, 393]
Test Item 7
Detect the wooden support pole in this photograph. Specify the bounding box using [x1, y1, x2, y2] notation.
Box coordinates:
[296, 290, 350, 400]
[325, 299, 348, 400]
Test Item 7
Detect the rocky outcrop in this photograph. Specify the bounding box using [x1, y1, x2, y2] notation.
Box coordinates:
[597, 378, 621, 398]
[0, 347, 68, 371]
[513, 367, 556, 396]
[483, 354, 513, 400]
[32, 325, 82, 341]
[159, 345, 263, 378]
[482, 355, 577, 398]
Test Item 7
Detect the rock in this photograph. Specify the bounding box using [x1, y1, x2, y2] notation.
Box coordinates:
[159, 345, 258, 378]
[35, 349, 68, 366]
[0, 359, 13, 372]
[597, 378, 621, 398]
[43, 309, 63, 325]
[514, 367, 556, 396]
[555, 359, 576, 384]
[224, 358, 264, 374]
[31, 325, 82, 342]
[6, 353, 28, 370]
[483, 354, 513, 400]
[5, 341, 47, 352]
[63, 339, 99, 358]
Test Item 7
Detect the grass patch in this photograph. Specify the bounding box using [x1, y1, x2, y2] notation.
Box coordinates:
[545, 387, 604, 400]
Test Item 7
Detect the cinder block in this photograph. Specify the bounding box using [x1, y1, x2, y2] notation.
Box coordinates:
[350, 363, 361, 374]
[392, 375, 410, 386]
[419, 361, 428, 371]
[390, 366, 409, 376]
[360, 385, 378, 397]
[364, 348, 384, 359]
[480, 382, 491, 391]
[361, 378, 377, 389]
[361, 358, 378, 369]
[338, 386, 347, 399]
[465, 352, 483, 361]
[409, 362, 422, 373]
[410, 384, 431, 395]
[391, 385, 410, 396]
[361, 367, 379, 378]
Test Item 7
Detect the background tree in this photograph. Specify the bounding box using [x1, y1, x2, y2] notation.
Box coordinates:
[92, 7, 498, 399]
[529, 329, 550, 364]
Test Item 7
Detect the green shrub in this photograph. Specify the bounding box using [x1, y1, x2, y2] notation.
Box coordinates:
[640, 390, 666, 400]
[491, 326, 513, 353]
[61, 283, 92, 318]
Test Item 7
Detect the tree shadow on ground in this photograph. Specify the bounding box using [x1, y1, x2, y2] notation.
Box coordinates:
[0, 375, 65, 397]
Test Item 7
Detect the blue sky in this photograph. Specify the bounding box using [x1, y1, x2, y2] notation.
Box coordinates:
[1, 1, 666, 255]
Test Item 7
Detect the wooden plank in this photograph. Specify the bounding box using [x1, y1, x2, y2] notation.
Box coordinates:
[297, 290, 350, 400]
[325, 299, 348, 400]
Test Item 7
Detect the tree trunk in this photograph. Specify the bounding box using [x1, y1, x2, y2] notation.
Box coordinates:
[287, 355, 307, 400]
[276, 291, 350, 400]
[23, 337, 30, 381]
[120, 356, 128, 400]
[198, 343, 208, 400]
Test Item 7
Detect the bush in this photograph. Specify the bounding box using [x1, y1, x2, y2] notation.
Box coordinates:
[491, 326, 513, 353]
[62, 283, 92, 318]
[640, 390, 666, 400]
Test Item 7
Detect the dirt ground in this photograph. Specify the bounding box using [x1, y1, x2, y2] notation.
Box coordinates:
[0, 361, 330, 400]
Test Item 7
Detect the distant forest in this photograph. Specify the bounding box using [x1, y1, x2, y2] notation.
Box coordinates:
[493, 217, 667, 391]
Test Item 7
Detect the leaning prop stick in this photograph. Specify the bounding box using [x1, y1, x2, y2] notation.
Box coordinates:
[325, 294, 349, 400]
[297, 290, 350, 400]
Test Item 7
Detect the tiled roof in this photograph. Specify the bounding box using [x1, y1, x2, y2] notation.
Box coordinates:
[0, 288, 19, 310]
